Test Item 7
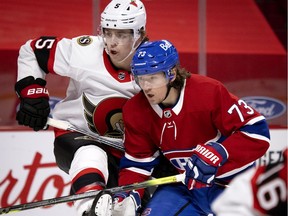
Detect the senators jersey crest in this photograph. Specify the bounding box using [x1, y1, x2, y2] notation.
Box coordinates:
[82, 93, 127, 139]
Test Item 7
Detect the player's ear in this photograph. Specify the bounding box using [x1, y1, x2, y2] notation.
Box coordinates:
[170, 67, 177, 82]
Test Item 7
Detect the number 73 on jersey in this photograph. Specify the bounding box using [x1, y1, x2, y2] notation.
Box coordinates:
[228, 99, 255, 122]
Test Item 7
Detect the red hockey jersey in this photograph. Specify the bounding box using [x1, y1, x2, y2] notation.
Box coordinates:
[119, 74, 270, 190]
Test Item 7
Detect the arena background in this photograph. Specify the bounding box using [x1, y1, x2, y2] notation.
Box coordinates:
[0, 0, 286, 215]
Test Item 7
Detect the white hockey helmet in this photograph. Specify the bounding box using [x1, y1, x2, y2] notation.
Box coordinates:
[101, 0, 146, 39]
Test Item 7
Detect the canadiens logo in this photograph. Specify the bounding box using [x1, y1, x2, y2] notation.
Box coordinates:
[77, 36, 93, 46]
[170, 157, 189, 170]
[164, 150, 194, 170]
[242, 96, 286, 120]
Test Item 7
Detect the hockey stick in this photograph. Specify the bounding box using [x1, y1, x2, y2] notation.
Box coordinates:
[0, 174, 185, 214]
[46, 117, 124, 151]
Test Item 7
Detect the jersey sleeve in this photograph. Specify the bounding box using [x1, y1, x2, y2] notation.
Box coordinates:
[17, 36, 72, 81]
[212, 81, 270, 178]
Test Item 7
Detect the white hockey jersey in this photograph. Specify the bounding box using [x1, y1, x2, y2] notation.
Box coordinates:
[212, 148, 287, 216]
[17, 35, 140, 141]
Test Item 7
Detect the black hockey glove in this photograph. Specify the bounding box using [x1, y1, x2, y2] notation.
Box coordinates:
[15, 76, 50, 131]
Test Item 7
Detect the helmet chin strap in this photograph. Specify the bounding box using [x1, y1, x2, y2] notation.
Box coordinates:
[159, 83, 172, 106]
[116, 35, 142, 64]
[104, 42, 135, 64]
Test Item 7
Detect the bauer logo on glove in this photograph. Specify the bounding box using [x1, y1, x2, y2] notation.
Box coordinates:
[15, 76, 50, 131]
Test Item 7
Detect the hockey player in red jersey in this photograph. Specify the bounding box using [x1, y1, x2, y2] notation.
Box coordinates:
[212, 147, 287, 216]
[14, 0, 148, 215]
[112, 40, 271, 215]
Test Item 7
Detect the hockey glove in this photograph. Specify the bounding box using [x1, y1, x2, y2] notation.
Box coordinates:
[112, 190, 141, 216]
[15, 76, 50, 131]
[184, 142, 228, 190]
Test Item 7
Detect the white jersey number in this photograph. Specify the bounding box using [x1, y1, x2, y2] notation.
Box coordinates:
[228, 99, 254, 122]
[257, 178, 286, 210]
[35, 39, 55, 49]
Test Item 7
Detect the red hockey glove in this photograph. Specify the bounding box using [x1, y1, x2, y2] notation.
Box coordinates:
[112, 190, 141, 216]
[15, 76, 50, 131]
[184, 142, 228, 190]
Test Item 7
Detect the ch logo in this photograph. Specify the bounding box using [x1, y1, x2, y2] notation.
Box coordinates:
[170, 158, 189, 170]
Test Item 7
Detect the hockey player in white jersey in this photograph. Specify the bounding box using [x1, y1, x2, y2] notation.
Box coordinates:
[14, 0, 147, 215]
[212, 147, 287, 216]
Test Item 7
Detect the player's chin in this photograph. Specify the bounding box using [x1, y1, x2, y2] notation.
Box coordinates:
[145, 96, 159, 105]
[110, 55, 125, 63]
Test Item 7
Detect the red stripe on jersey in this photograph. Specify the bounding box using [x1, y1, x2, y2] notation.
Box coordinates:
[103, 51, 132, 83]
[53, 127, 73, 138]
[76, 183, 104, 194]
[47, 38, 61, 74]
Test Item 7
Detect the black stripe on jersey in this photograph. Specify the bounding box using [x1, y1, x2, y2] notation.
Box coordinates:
[32, 36, 57, 74]
[70, 172, 105, 195]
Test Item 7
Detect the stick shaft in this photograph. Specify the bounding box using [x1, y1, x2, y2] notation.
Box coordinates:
[0, 174, 185, 214]
[47, 118, 124, 151]
[106, 174, 185, 194]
